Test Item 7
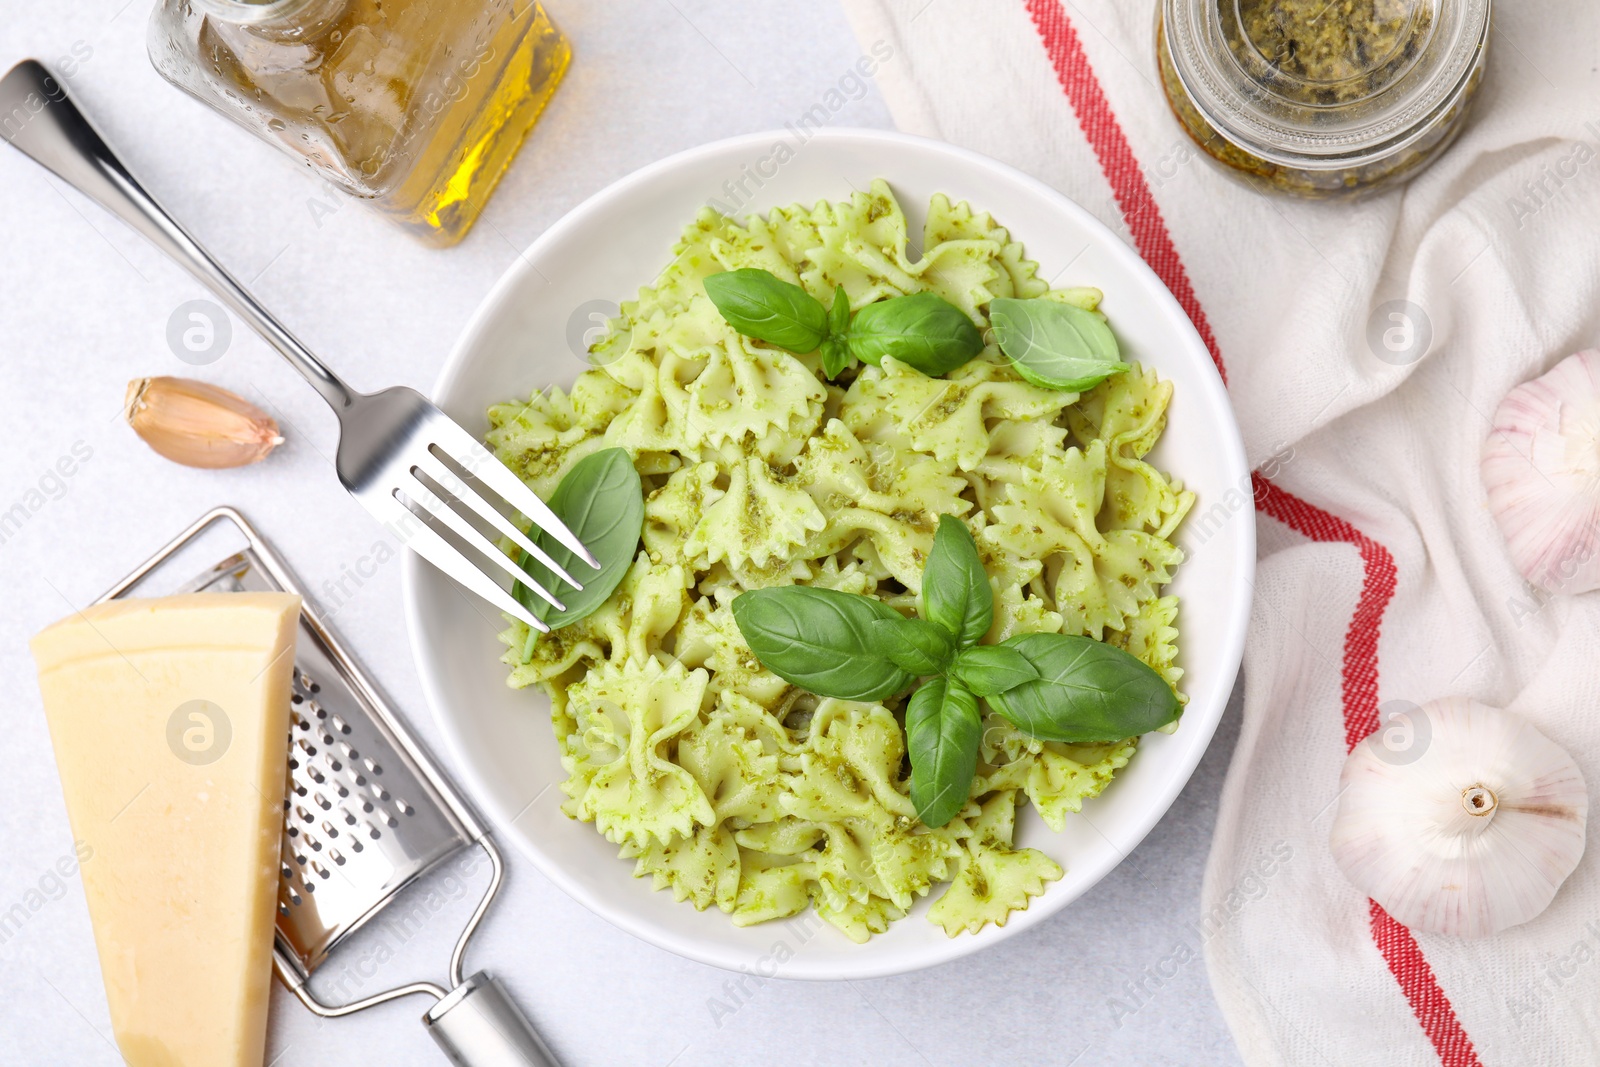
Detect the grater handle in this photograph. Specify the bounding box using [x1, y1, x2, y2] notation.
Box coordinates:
[423, 971, 562, 1067]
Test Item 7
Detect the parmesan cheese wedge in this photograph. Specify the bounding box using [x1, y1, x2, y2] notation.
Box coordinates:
[30, 592, 301, 1067]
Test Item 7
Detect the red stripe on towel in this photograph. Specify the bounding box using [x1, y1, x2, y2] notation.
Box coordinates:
[1251, 477, 1394, 749]
[1369, 901, 1490, 1067]
[1022, 3, 1482, 1065]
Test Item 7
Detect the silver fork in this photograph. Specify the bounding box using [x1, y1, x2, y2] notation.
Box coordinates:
[0, 59, 596, 630]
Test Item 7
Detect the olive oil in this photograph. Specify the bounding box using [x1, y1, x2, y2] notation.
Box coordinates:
[150, 0, 570, 246]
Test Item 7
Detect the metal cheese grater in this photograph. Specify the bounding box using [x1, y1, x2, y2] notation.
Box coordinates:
[97, 506, 562, 1067]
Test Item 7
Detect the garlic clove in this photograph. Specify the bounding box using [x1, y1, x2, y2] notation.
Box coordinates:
[1483, 349, 1600, 593]
[124, 376, 283, 470]
[1330, 697, 1587, 938]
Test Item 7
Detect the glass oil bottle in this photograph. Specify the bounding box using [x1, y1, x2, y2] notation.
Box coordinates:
[150, 0, 571, 245]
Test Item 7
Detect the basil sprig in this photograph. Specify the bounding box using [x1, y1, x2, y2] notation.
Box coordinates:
[730, 514, 1179, 827]
[703, 269, 983, 379]
[513, 447, 644, 656]
[989, 297, 1130, 391]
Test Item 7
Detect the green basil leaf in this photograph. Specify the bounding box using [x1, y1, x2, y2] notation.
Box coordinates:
[820, 339, 849, 379]
[920, 515, 992, 649]
[989, 633, 1179, 742]
[704, 268, 828, 353]
[989, 297, 1130, 391]
[514, 448, 643, 644]
[847, 292, 983, 375]
[815, 286, 848, 379]
[828, 285, 852, 340]
[731, 587, 915, 701]
[947, 644, 1039, 698]
[906, 677, 981, 828]
[868, 616, 954, 676]
[819, 285, 854, 378]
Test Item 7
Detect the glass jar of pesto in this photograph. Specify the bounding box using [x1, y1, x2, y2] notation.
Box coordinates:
[1157, 0, 1491, 198]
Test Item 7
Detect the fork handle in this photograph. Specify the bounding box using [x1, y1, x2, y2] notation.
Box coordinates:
[0, 59, 355, 412]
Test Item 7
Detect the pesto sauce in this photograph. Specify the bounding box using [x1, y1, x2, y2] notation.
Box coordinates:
[1233, 0, 1432, 105]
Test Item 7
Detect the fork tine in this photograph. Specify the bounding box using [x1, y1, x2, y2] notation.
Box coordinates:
[400, 516, 550, 632]
[411, 449, 583, 591]
[428, 421, 601, 569]
[398, 475, 566, 612]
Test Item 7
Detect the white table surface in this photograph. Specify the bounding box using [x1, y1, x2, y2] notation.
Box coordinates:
[0, 3, 1246, 1064]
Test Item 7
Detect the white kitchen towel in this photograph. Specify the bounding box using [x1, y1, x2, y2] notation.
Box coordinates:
[837, 2, 1600, 1065]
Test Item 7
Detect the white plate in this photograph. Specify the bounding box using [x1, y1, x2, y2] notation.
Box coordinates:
[403, 128, 1254, 980]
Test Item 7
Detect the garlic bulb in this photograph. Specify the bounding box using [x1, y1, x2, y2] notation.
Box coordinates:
[1330, 697, 1587, 938]
[1483, 349, 1600, 593]
[124, 377, 282, 469]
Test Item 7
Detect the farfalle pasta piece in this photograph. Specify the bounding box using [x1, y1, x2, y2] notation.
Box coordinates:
[797, 419, 970, 525]
[562, 658, 715, 846]
[499, 615, 605, 692]
[615, 554, 691, 666]
[798, 509, 934, 591]
[733, 816, 824, 856]
[1067, 362, 1174, 459]
[1025, 741, 1138, 831]
[752, 200, 826, 273]
[802, 180, 922, 304]
[643, 461, 715, 560]
[598, 348, 701, 455]
[909, 238, 1004, 321]
[842, 355, 1072, 471]
[731, 852, 814, 926]
[681, 455, 827, 569]
[923, 192, 1050, 306]
[1103, 452, 1196, 538]
[929, 841, 1063, 937]
[816, 892, 906, 944]
[677, 693, 789, 824]
[985, 441, 1183, 637]
[807, 820, 884, 912]
[623, 823, 741, 912]
[487, 394, 614, 500]
[782, 701, 917, 824]
[505, 552, 688, 683]
[684, 334, 827, 448]
[1050, 530, 1183, 639]
[864, 821, 961, 910]
[803, 556, 879, 597]
[970, 418, 1072, 498]
[928, 792, 1063, 936]
[792, 420, 968, 586]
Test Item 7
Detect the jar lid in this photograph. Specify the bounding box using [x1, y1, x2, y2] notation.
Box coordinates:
[1164, 0, 1491, 166]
